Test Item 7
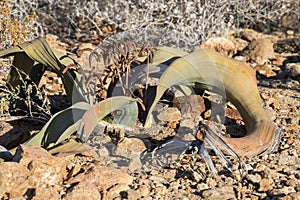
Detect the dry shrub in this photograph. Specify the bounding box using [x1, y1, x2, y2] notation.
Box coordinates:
[30, 0, 300, 49]
[0, 0, 41, 50]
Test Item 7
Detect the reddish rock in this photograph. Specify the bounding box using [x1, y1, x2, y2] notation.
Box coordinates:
[0, 162, 35, 198]
[173, 95, 206, 119]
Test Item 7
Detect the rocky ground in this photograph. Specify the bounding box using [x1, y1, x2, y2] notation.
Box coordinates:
[0, 28, 299, 200]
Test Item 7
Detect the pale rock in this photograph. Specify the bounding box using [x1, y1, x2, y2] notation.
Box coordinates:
[0, 162, 35, 198]
[246, 173, 262, 183]
[255, 64, 277, 77]
[71, 165, 133, 191]
[106, 183, 131, 199]
[115, 137, 146, 158]
[287, 63, 300, 78]
[157, 107, 182, 122]
[201, 186, 236, 200]
[13, 145, 68, 186]
[199, 37, 237, 57]
[239, 29, 261, 41]
[258, 178, 274, 192]
[65, 182, 101, 200]
[32, 187, 60, 200]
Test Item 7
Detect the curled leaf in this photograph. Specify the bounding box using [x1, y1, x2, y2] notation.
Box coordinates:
[78, 96, 138, 142]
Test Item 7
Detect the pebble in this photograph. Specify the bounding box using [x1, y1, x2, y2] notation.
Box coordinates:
[286, 63, 300, 78]
[258, 178, 274, 192]
[269, 187, 297, 197]
[246, 173, 262, 183]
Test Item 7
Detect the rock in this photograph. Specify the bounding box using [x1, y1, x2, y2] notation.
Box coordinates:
[199, 37, 237, 57]
[246, 173, 262, 184]
[269, 187, 297, 197]
[115, 137, 146, 158]
[258, 178, 274, 192]
[255, 64, 277, 77]
[157, 107, 182, 122]
[127, 189, 143, 200]
[225, 107, 242, 120]
[32, 187, 60, 200]
[239, 29, 261, 42]
[105, 183, 131, 199]
[137, 184, 150, 197]
[278, 154, 298, 166]
[173, 95, 206, 120]
[286, 63, 300, 78]
[0, 162, 35, 198]
[233, 38, 249, 52]
[65, 182, 101, 200]
[13, 145, 68, 187]
[201, 186, 236, 200]
[286, 178, 300, 188]
[71, 165, 133, 191]
[242, 38, 276, 65]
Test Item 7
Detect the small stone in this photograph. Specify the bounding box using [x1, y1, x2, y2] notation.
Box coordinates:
[255, 64, 277, 77]
[199, 37, 237, 57]
[246, 173, 262, 183]
[138, 184, 150, 197]
[286, 30, 294, 36]
[269, 187, 297, 197]
[286, 178, 300, 188]
[115, 137, 146, 158]
[225, 107, 242, 120]
[202, 186, 235, 200]
[258, 178, 274, 192]
[191, 171, 205, 182]
[239, 29, 260, 41]
[173, 95, 205, 119]
[127, 190, 143, 200]
[65, 182, 101, 200]
[157, 107, 182, 122]
[287, 63, 300, 78]
[206, 177, 217, 188]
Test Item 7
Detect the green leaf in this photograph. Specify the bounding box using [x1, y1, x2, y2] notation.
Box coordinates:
[78, 96, 138, 142]
[26, 102, 91, 148]
[144, 49, 230, 127]
[151, 46, 187, 65]
[0, 38, 89, 104]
